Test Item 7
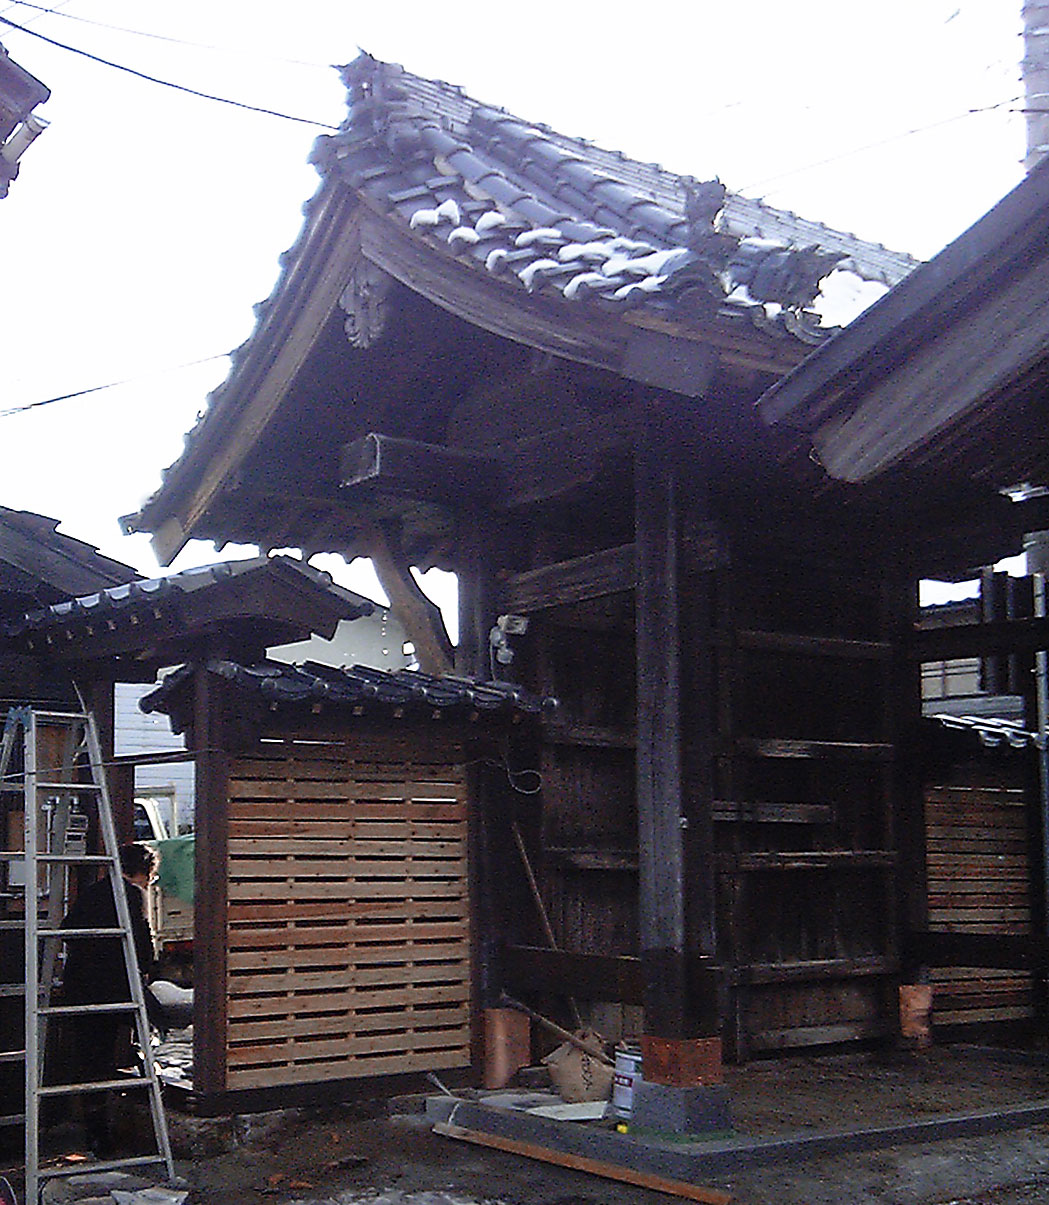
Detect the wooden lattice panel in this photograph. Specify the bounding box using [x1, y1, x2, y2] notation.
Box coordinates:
[925, 783, 1035, 1027]
[225, 739, 471, 1089]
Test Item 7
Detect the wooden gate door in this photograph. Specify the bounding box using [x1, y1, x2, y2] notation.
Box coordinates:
[223, 737, 472, 1090]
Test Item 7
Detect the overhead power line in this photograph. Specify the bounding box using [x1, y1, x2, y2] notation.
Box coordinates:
[3, 1, 335, 69]
[0, 354, 228, 420]
[740, 96, 1021, 193]
[0, 14, 341, 128]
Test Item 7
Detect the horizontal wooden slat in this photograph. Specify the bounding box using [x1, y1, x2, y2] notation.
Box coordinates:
[228, 879, 467, 902]
[229, 941, 469, 971]
[229, 836, 462, 857]
[229, 1003, 470, 1042]
[228, 920, 468, 949]
[228, 897, 445, 923]
[731, 956, 897, 985]
[229, 856, 467, 878]
[228, 1026, 470, 1067]
[228, 982, 468, 1017]
[736, 629, 891, 659]
[720, 850, 896, 872]
[228, 820, 466, 842]
[738, 738, 893, 762]
[748, 1020, 892, 1052]
[226, 1046, 468, 1088]
[712, 800, 836, 825]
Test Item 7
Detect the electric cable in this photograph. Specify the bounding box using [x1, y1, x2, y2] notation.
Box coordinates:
[739, 96, 1021, 194]
[0, 354, 228, 420]
[0, 14, 340, 128]
[3, 1, 335, 69]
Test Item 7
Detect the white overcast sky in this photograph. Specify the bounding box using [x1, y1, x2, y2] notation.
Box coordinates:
[0, 0, 1027, 614]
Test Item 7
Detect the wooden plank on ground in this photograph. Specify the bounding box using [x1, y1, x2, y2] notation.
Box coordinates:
[433, 1122, 732, 1205]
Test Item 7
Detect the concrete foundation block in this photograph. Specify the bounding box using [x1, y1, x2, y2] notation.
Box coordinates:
[631, 1080, 733, 1135]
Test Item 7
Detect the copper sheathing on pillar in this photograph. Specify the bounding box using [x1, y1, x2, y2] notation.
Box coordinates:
[640, 1035, 723, 1086]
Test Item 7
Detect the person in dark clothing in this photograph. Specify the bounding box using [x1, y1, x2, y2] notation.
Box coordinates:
[61, 842, 157, 1154]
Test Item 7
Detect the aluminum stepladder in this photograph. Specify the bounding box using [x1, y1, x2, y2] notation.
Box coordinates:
[0, 706, 175, 1204]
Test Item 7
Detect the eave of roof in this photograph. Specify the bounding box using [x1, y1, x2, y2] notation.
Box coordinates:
[757, 154, 1049, 440]
[140, 657, 553, 730]
[1, 554, 375, 671]
[0, 506, 138, 608]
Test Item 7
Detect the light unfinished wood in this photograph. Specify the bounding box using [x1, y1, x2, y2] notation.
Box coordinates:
[226, 1045, 467, 1088]
[224, 746, 472, 1086]
[228, 982, 468, 1017]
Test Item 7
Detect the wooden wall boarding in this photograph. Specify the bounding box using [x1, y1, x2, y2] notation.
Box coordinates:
[925, 778, 1036, 1029]
[223, 734, 472, 1089]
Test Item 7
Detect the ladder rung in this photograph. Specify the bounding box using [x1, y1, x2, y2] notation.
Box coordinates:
[0, 920, 24, 930]
[35, 782, 104, 792]
[0, 852, 111, 864]
[38, 1075, 151, 1097]
[0, 1113, 26, 1127]
[39, 927, 124, 938]
[0, 985, 25, 997]
[34, 854, 112, 864]
[40, 1153, 168, 1181]
[0, 1049, 25, 1063]
[41, 1002, 137, 1016]
[25, 710, 89, 722]
[0, 782, 99, 793]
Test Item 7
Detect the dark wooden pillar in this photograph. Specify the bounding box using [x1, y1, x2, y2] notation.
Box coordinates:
[82, 677, 135, 844]
[634, 407, 719, 1066]
[889, 574, 928, 981]
[456, 511, 496, 681]
[190, 667, 230, 1099]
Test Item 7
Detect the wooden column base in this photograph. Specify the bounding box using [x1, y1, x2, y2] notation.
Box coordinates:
[483, 1007, 531, 1089]
[640, 1035, 723, 1086]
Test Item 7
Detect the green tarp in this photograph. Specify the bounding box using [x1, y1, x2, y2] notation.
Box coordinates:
[151, 834, 195, 904]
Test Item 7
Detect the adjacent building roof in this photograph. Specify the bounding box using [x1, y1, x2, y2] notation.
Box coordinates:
[140, 657, 551, 730]
[1, 555, 376, 677]
[126, 53, 918, 564]
[0, 506, 137, 616]
[757, 151, 1049, 499]
[0, 41, 49, 199]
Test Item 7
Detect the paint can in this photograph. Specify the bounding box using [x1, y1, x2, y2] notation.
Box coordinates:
[611, 1046, 642, 1119]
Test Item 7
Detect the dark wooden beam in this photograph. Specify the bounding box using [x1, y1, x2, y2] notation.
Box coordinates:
[906, 929, 1049, 972]
[500, 545, 636, 614]
[340, 433, 499, 504]
[499, 406, 639, 509]
[908, 614, 1049, 662]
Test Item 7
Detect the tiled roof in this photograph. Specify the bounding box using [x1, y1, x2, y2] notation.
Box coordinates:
[141, 658, 552, 721]
[0, 42, 49, 199]
[0, 506, 137, 614]
[2, 555, 373, 638]
[928, 712, 1037, 750]
[314, 54, 918, 341]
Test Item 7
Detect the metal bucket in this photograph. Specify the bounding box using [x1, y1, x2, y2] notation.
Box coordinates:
[611, 1046, 642, 1119]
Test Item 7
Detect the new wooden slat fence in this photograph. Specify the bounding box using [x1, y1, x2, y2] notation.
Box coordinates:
[924, 783, 1035, 1028]
[224, 742, 472, 1089]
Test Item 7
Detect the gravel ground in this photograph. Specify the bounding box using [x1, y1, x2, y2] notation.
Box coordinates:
[7, 1046, 1049, 1205]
